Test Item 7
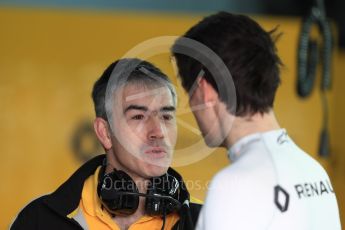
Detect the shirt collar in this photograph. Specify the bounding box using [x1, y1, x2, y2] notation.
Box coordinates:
[228, 129, 287, 162]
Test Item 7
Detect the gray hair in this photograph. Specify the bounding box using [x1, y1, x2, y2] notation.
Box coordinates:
[92, 58, 177, 124]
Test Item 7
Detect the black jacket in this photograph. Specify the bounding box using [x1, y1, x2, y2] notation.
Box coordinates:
[10, 155, 201, 230]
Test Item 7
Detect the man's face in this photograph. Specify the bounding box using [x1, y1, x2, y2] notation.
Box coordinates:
[188, 83, 225, 148]
[110, 83, 177, 178]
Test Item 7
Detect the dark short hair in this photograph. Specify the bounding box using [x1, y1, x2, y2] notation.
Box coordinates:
[92, 58, 176, 120]
[172, 12, 282, 116]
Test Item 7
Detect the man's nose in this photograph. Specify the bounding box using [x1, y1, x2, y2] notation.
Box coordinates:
[147, 117, 165, 140]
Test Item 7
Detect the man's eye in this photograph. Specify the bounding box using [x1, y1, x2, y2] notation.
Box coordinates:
[132, 114, 145, 120]
[162, 114, 174, 121]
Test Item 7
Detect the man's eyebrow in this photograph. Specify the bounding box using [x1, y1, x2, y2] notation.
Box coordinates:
[124, 105, 148, 113]
[160, 106, 176, 112]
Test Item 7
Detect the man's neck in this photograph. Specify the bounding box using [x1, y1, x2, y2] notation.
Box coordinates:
[105, 157, 149, 192]
[223, 110, 281, 149]
[113, 200, 145, 230]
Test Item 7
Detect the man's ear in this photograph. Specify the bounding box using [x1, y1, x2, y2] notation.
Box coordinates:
[199, 77, 219, 103]
[93, 118, 112, 150]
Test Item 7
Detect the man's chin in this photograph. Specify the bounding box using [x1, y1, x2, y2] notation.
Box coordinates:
[143, 163, 169, 178]
[204, 136, 222, 148]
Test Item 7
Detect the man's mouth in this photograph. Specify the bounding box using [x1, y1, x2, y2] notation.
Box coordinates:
[144, 147, 167, 158]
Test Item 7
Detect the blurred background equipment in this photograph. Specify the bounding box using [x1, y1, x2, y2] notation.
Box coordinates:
[297, 0, 333, 157]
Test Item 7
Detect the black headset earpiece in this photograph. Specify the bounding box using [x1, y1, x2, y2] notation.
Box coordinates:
[97, 165, 189, 217]
[97, 165, 140, 216]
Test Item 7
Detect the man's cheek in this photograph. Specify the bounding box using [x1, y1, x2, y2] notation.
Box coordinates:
[167, 127, 177, 145]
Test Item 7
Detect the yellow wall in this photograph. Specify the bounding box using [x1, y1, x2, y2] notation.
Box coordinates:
[0, 7, 344, 229]
[332, 50, 345, 226]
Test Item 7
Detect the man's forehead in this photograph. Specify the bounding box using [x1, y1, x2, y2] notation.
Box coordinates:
[120, 83, 174, 108]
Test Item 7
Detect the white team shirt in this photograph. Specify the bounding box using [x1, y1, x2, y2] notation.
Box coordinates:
[196, 129, 341, 230]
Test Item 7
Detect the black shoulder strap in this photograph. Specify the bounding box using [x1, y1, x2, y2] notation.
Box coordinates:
[172, 203, 202, 230]
[189, 203, 202, 226]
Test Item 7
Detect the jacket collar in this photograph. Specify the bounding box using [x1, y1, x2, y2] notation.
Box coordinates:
[43, 154, 105, 216]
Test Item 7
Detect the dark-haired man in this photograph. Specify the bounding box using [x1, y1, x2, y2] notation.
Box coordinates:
[172, 12, 341, 229]
[11, 58, 201, 230]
